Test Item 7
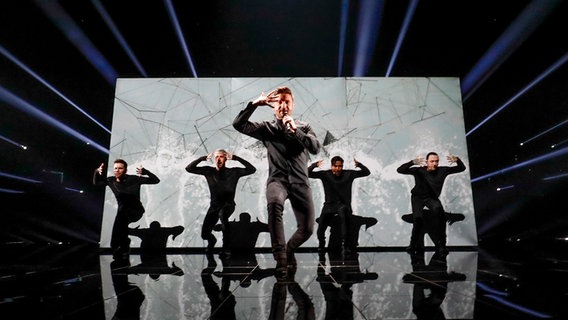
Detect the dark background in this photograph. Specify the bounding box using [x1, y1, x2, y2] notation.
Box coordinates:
[1, 0, 567, 249]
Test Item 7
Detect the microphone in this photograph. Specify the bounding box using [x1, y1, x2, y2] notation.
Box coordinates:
[283, 112, 291, 131]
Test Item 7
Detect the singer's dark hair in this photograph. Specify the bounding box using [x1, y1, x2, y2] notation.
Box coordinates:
[114, 158, 128, 169]
[276, 86, 294, 101]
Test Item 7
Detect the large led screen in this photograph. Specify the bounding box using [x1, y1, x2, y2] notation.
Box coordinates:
[100, 77, 477, 248]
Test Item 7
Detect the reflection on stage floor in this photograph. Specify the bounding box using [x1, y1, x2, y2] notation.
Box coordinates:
[1, 244, 566, 319]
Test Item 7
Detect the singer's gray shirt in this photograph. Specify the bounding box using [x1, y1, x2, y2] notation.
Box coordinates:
[233, 102, 321, 185]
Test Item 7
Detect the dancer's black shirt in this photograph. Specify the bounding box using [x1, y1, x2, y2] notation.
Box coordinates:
[397, 159, 465, 198]
[185, 155, 256, 205]
[93, 169, 160, 215]
[308, 162, 370, 209]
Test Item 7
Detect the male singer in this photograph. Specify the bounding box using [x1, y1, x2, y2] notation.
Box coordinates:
[233, 86, 321, 277]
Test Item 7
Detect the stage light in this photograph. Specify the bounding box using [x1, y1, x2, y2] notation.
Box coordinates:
[353, 0, 384, 76]
[542, 172, 568, 181]
[337, 0, 349, 76]
[0, 86, 109, 154]
[461, 0, 562, 101]
[477, 282, 508, 296]
[385, 0, 419, 77]
[65, 187, 84, 194]
[550, 138, 568, 150]
[471, 144, 568, 183]
[496, 185, 514, 191]
[35, 0, 118, 85]
[91, 0, 147, 77]
[0, 187, 25, 194]
[0, 45, 111, 134]
[0, 171, 41, 184]
[0, 133, 27, 150]
[466, 51, 568, 137]
[519, 118, 568, 147]
[164, 0, 198, 78]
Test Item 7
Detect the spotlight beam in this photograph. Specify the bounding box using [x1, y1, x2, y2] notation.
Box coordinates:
[484, 294, 551, 318]
[337, 0, 350, 76]
[496, 185, 515, 191]
[164, 0, 198, 78]
[542, 172, 568, 181]
[471, 144, 568, 183]
[0, 133, 27, 149]
[353, 0, 384, 76]
[551, 137, 568, 149]
[0, 86, 109, 154]
[0, 187, 25, 194]
[461, 0, 562, 101]
[0, 45, 111, 134]
[520, 118, 568, 146]
[0, 171, 41, 184]
[385, 0, 419, 77]
[466, 50, 568, 137]
[34, 0, 118, 85]
[91, 0, 148, 77]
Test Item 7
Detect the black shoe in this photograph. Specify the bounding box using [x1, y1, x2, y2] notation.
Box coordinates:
[405, 245, 424, 254]
[436, 245, 449, 256]
[112, 245, 130, 260]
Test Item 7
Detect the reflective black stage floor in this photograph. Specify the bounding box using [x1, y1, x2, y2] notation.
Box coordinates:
[1, 244, 567, 319]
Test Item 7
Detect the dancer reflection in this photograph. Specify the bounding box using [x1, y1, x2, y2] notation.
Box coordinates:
[316, 252, 378, 319]
[308, 156, 370, 256]
[269, 270, 315, 320]
[186, 150, 256, 256]
[233, 86, 321, 278]
[397, 153, 465, 254]
[214, 255, 275, 289]
[128, 221, 184, 280]
[402, 252, 466, 319]
[212, 213, 274, 292]
[201, 253, 236, 320]
[110, 259, 145, 319]
[94, 159, 160, 259]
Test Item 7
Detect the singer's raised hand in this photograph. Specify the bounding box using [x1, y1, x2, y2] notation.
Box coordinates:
[253, 89, 279, 107]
